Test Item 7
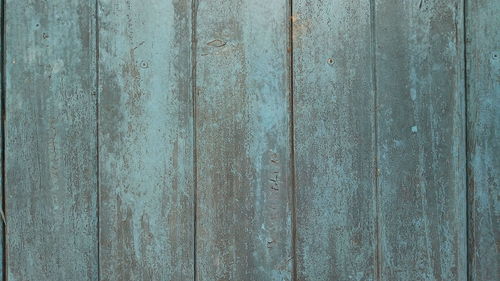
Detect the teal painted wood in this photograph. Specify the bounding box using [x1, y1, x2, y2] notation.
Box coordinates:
[292, 0, 376, 280]
[194, 0, 292, 280]
[5, 0, 98, 280]
[2, 2, 496, 280]
[375, 0, 467, 280]
[97, 0, 194, 279]
[466, 0, 500, 280]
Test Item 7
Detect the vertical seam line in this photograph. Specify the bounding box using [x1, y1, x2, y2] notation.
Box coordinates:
[370, 0, 381, 280]
[289, 0, 297, 280]
[191, 0, 198, 280]
[95, 0, 100, 280]
[463, 0, 471, 280]
[1, 0, 7, 279]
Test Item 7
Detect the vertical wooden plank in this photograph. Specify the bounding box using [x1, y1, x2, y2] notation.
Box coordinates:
[5, 0, 98, 280]
[375, 0, 467, 280]
[466, 0, 500, 280]
[98, 0, 194, 279]
[195, 0, 292, 279]
[293, 0, 376, 280]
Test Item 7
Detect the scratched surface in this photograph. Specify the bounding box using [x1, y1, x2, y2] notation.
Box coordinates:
[98, 0, 194, 279]
[466, 0, 500, 280]
[293, 0, 377, 280]
[2, 0, 499, 280]
[5, 0, 98, 280]
[375, 0, 467, 280]
[194, 0, 292, 280]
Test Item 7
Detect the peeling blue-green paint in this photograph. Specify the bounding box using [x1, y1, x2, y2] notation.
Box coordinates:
[2, 0, 498, 280]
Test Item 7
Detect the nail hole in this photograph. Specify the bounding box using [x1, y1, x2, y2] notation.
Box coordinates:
[327, 58, 334, 64]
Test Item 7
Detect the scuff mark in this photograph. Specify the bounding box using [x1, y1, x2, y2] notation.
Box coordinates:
[207, 39, 226, 48]
[132, 40, 145, 51]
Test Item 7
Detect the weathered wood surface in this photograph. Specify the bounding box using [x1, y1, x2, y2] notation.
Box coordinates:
[98, 0, 194, 279]
[194, 0, 292, 280]
[292, 0, 376, 280]
[5, 0, 98, 280]
[2, 0, 499, 280]
[466, 0, 500, 280]
[375, 0, 467, 280]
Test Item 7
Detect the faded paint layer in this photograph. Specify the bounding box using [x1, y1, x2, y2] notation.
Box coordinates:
[98, 0, 194, 279]
[375, 0, 467, 280]
[467, 0, 500, 280]
[2, 0, 497, 280]
[195, 0, 293, 280]
[6, 0, 98, 280]
[293, 0, 377, 280]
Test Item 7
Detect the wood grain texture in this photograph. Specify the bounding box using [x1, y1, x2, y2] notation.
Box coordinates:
[98, 0, 194, 279]
[194, 0, 292, 280]
[292, 0, 376, 280]
[466, 0, 500, 280]
[5, 0, 98, 280]
[375, 0, 467, 280]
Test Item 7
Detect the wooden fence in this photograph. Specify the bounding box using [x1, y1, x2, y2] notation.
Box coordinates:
[1, 0, 498, 280]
